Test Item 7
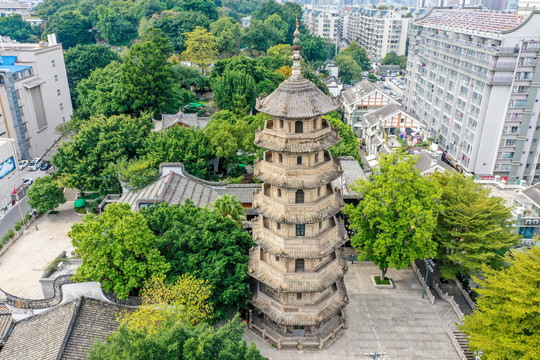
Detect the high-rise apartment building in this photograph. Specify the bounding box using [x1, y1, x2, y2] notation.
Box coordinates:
[343, 8, 410, 61]
[404, 8, 540, 183]
[0, 35, 73, 160]
[303, 8, 341, 41]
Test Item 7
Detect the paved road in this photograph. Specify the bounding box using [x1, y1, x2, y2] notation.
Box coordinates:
[0, 196, 30, 236]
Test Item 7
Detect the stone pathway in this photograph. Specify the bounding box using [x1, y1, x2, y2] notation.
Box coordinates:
[244, 262, 461, 360]
[0, 201, 80, 299]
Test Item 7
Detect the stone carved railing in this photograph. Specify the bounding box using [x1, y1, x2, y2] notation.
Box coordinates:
[455, 278, 477, 312]
[102, 290, 142, 307]
[4, 275, 75, 309]
[433, 283, 465, 319]
[410, 262, 435, 305]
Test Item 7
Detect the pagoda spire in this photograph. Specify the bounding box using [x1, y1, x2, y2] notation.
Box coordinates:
[291, 19, 302, 79]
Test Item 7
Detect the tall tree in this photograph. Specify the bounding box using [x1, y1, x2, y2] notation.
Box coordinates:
[64, 44, 120, 105]
[327, 113, 361, 163]
[149, 10, 211, 53]
[122, 40, 176, 117]
[210, 17, 241, 56]
[27, 176, 66, 214]
[70, 203, 170, 299]
[94, 3, 138, 45]
[212, 194, 246, 225]
[141, 201, 253, 320]
[432, 172, 519, 279]
[89, 314, 266, 360]
[181, 26, 218, 76]
[0, 14, 40, 42]
[45, 10, 94, 49]
[344, 151, 441, 279]
[119, 275, 213, 334]
[335, 53, 362, 84]
[339, 41, 371, 71]
[460, 247, 540, 359]
[174, 0, 218, 20]
[211, 69, 257, 112]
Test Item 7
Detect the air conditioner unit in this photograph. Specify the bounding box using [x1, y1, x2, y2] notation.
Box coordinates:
[512, 89, 517, 93]
[526, 220, 532, 224]
[533, 220, 539, 224]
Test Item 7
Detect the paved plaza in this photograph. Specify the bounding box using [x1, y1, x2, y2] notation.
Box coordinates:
[0, 201, 80, 299]
[244, 262, 461, 360]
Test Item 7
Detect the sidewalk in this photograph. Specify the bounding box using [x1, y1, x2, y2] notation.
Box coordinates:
[0, 201, 80, 299]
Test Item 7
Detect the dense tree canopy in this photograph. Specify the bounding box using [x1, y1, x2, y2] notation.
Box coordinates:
[70, 203, 170, 299]
[181, 26, 218, 75]
[327, 112, 361, 163]
[95, 3, 139, 45]
[45, 10, 94, 49]
[89, 314, 266, 360]
[141, 201, 253, 320]
[27, 176, 66, 214]
[460, 247, 540, 359]
[0, 14, 40, 42]
[344, 151, 441, 279]
[210, 16, 241, 56]
[433, 172, 519, 279]
[335, 53, 362, 85]
[211, 194, 246, 225]
[64, 44, 120, 104]
[382, 51, 407, 69]
[53, 113, 153, 193]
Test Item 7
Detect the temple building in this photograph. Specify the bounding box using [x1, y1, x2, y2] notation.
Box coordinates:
[248, 25, 349, 350]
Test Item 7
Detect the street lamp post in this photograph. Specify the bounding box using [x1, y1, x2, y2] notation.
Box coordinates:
[365, 351, 388, 360]
[31, 208, 38, 231]
[422, 258, 434, 299]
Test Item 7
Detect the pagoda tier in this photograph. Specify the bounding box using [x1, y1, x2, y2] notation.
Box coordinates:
[251, 216, 348, 258]
[248, 24, 348, 351]
[254, 117, 341, 153]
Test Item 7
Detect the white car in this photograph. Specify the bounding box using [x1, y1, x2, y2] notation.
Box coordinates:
[18, 160, 28, 170]
[28, 158, 41, 171]
[22, 178, 33, 186]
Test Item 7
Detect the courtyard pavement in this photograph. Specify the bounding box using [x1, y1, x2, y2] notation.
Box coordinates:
[244, 262, 461, 360]
[0, 201, 80, 299]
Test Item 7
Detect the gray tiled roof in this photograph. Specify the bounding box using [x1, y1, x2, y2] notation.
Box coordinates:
[341, 79, 377, 105]
[0, 297, 130, 360]
[364, 103, 402, 126]
[0, 306, 12, 346]
[415, 151, 452, 174]
[522, 182, 540, 208]
[256, 76, 338, 119]
[333, 157, 365, 199]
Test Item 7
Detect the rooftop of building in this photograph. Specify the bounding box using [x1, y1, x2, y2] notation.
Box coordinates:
[0, 297, 131, 360]
[363, 103, 403, 127]
[416, 8, 530, 35]
[415, 150, 453, 174]
[0, 55, 31, 73]
[521, 182, 540, 208]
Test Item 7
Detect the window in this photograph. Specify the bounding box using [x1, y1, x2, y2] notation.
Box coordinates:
[57, 89, 61, 96]
[297, 156, 302, 165]
[277, 188, 282, 197]
[59, 103, 63, 110]
[297, 293, 302, 300]
[16, 89, 20, 99]
[295, 259, 304, 272]
[296, 224, 305, 236]
[295, 121, 303, 133]
[506, 139, 516, 146]
[54, 75, 58, 82]
[277, 223, 281, 230]
[317, 187, 321, 197]
[279, 153, 283, 162]
[280, 119, 284, 128]
[501, 152, 514, 159]
[314, 153, 319, 163]
[51, 60, 56, 67]
[295, 190, 304, 204]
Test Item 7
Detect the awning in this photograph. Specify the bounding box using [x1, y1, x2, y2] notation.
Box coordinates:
[74, 198, 87, 208]
[23, 77, 45, 89]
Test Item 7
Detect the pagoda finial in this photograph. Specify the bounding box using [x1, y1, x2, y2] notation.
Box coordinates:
[291, 19, 302, 79]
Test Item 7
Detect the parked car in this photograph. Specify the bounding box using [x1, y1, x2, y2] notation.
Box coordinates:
[40, 161, 51, 171]
[22, 178, 33, 186]
[18, 160, 28, 170]
[28, 158, 41, 171]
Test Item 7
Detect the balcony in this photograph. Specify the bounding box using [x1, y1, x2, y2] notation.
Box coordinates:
[253, 189, 344, 224]
[252, 217, 348, 258]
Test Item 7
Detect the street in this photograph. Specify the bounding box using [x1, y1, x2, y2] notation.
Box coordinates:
[0, 196, 30, 236]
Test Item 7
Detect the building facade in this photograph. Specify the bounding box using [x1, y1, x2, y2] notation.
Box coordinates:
[0, 35, 73, 160]
[344, 8, 410, 61]
[248, 27, 348, 350]
[303, 8, 341, 41]
[404, 8, 540, 183]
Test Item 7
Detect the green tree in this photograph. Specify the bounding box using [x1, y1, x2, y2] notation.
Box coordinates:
[89, 314, 266, 360]
[181, 26, 218, 76]
[141, 201, 253, 320]
[326, 112, 361, 163]
[432, 172, 519, 279]
[339, 41, 371, 71]
[116, 157, 158, 190]
[94, 3, 138, 45]
[27, 176, 66, 213]
[381, 51, 400, 66]
[52, 113, 153, 193]
[174, 0, 218, 20]
[122, 40, 177, 117]
[45, 10, 94, 49]
[64, 44, 120, 104]
[0, 14, 40, 42]
[140, 26, 172, 56]
[460, 247, 540, 359]
[211, 69, 257, 112]
[211, 194, 246, 225]
[70, 203, 170, 299]
[266, 44, 292, 59]
[149, 10, 211, 53]
[335, 53, 362, 84]
[300, 34, 335, 65]
[243, 14, 287, 52]
[75, 61, 129, 119]
[344, 151, 441, 279]
[210, 17, 241, 56]
[171, 63, 206, 92]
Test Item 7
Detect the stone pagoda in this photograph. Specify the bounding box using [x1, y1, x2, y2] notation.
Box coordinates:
[249, 24, 349, 351]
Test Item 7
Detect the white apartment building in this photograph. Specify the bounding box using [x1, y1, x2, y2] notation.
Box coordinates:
[303, 8, 341, 41]
[0, 35, 73, 160]
[344, 8, 410, 61]
[404, 8, 540, 184]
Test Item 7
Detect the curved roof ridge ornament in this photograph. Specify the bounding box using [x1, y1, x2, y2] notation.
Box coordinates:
[291, 19, 302, 79]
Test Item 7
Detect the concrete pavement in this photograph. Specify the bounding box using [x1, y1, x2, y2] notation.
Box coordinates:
[244, 262, 461, 360]
[0, 201, 80, 299]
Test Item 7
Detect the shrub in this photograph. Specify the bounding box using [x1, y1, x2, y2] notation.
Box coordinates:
[14, 220, 23, 231]
[24, 212, 32, 222]
[2, 229, 15, 242]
